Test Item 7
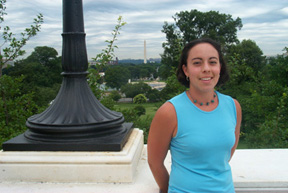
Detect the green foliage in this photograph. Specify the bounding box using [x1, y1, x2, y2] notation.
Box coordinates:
[173, 10, 242, 46]
[100, 96, 116, 110]
[227, 39, 265, 72]
[120, 108, 139, 123]
[87, 67, 104, 99]
[133, 94, 147, 104]
[124, 63, 160, 80]
[105, 66, 130, 89]
[133, 105, 146, 116]
[115, 103, 157, 143]
[160, 70, 186, 101]
[7, 46, 62, 106]
[264, 55, 288, 87]
[161, 23, 183, 79]
[0, 75, 38, 148]
[0, 0, 44, 76]
[220, 45, 288, 148]
[245, 89, 288, 148]
[25, 46, 58, 67]
[121, 81, 151, 98]
[109, 90, 121, 102]
[147, 89, 161, 102]
[134, 115, 152, 143]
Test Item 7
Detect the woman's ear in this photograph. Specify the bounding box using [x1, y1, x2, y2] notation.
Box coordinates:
[182, 64, 188, 77]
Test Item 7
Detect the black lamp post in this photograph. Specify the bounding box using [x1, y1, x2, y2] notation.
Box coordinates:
[2, 0, 133, 151]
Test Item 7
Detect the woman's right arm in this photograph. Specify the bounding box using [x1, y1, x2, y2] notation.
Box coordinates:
[147, 102, 177, 193]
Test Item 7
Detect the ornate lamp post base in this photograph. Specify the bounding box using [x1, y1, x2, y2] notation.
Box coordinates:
[3, 123, 133, 151]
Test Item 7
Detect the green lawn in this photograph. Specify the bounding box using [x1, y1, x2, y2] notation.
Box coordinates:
[115, 102, 162, 118]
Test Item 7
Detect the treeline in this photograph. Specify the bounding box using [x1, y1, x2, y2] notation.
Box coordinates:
[222, 45, 288, 148]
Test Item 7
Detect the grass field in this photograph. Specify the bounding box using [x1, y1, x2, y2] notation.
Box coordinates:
[115, 102, 248, 148]
[115, 102, 162, 118]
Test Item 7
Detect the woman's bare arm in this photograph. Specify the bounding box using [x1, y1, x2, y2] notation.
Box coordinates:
[147, 102, 177, 193]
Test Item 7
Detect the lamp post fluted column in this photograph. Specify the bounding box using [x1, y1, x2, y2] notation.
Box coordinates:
[3, 0, 133, 151]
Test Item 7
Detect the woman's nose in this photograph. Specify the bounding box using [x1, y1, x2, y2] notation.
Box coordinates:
[202, 62, 211, 72]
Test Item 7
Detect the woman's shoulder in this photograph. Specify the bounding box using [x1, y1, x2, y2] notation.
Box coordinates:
[150, 101, 177, 137]
[156, 101, 176, 119]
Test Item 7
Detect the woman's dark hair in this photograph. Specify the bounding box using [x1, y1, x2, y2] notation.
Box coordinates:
[177, 38, 229, 88]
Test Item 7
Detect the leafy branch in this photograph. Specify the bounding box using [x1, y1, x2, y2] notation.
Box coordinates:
[92, 16, 126, 67]
[0, 0, 44, 77]
[88, 16, 126, 99]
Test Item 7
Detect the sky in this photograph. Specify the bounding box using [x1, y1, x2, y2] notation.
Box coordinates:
[2, 0, 288, 61]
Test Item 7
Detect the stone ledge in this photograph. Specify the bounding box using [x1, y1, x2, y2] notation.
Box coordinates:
[0, 129, 144, 183]
[231, 149, 288, 188]
[1, 144, 288, 192]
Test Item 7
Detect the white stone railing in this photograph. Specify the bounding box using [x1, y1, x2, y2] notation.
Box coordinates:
[1, 139, 288, 192]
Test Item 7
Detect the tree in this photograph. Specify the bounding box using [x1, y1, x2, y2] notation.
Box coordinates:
[109, 90, 121, 102]
[174, 10, 242, 45]
[161, 9, 242, 77]
[133, 105, 146, 116]
[264, 54, 288, 87]
[161, 23, 183, 79]
[0, 0, 44, 77]
[120, 82, 152, 98]
[105, 66, 130, 90]
[0, 75, 38, 148]
[7, 46, 62, 106]
[146, 89, 161, 102]
[227, 39, 265, 72]
[160, 71, 186, 101]
[133, 94, 147, 104]
[218, 44, 288, 148]
[25, 46, 58, 67]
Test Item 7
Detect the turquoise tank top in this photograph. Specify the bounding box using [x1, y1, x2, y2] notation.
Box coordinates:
[168, 91, 236, 193]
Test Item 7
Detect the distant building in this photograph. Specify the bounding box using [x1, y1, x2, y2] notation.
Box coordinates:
[89, 57, 118, 66]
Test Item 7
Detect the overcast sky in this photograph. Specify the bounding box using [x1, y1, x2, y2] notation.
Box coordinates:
[2, 0, 288, 61]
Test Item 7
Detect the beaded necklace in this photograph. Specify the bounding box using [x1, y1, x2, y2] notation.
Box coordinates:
[187, 91, 217, 106]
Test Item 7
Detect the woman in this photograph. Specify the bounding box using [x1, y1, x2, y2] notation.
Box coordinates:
[147, 38, 242, 193]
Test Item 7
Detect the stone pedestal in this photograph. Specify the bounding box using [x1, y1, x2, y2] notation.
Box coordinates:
[0, 129, 143, 183]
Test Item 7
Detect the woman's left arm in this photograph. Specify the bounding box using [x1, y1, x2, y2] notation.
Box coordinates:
[230, 99, 242, 160]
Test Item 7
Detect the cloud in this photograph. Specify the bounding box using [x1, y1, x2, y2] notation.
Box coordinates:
[1, 0, 288, 60]
[238, 18, 288, 55]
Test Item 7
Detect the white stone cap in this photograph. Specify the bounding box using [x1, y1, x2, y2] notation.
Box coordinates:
[1, 146, 288, 192]
[231, 148, 288, 188]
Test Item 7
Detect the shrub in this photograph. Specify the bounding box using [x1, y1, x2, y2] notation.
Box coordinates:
[133, 94, 147, 104]
[109, 90, 121, 102]
[133, 105, 146, 116]
[100, 96, 116, 110]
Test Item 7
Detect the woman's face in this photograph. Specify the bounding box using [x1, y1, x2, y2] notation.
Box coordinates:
[182, 43, 221, 93]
